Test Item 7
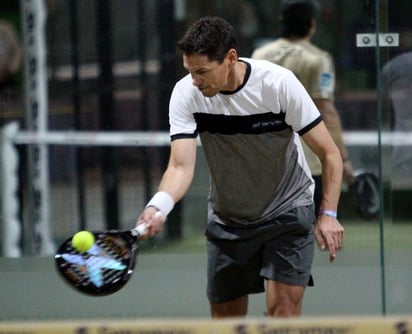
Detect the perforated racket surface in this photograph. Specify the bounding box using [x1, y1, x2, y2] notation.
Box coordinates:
[55, 224, 146, 296]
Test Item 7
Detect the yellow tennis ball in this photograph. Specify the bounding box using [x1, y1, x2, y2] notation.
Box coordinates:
[72, 231, 95, 252]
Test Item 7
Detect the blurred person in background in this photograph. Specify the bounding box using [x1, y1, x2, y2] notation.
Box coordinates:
[0, 18, 22, 128]
[0, 20, 21, 91]
[252, 0, 354, 215]
[381, 40, 412, 188]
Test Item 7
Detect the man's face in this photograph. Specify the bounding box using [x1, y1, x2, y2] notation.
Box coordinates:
[182, 53, 231, 97]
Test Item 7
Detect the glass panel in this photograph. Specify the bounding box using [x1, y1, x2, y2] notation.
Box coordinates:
[380, 0, 412, 314]
[305, 0, 383, 315]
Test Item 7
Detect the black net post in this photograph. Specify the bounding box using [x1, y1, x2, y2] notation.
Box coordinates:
[95, 0, 120, 230]
[68, 0, 87, 230]
[136, 0, 153, 210]
[156, 0, 181, 240]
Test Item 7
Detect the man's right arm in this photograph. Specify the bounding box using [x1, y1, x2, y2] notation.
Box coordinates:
[136, 138, 197, 237]
[158, 138, 198, 202]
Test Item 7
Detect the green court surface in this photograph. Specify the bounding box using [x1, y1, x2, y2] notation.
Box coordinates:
[1, 220, 411, 320]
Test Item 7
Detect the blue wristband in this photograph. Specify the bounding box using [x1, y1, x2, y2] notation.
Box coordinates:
[318, 209, 337, 219]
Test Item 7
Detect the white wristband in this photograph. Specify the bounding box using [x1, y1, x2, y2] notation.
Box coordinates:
[146, 191, 174, 217]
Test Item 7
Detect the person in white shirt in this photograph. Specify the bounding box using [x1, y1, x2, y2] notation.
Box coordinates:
[136, 16, 344, 318]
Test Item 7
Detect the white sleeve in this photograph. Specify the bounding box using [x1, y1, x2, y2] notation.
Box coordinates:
[169, 78, 198, 137]
[279, 71, 321, 133]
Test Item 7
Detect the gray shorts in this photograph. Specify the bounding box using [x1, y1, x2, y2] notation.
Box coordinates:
[205, 205, 315, 303]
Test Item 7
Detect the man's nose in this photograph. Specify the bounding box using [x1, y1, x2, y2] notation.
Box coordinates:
[191, 75, 201, 87]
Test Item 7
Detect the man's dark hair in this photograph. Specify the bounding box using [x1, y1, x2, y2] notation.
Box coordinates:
[280, 2, 317, 38]
[177, 16, 238, 63]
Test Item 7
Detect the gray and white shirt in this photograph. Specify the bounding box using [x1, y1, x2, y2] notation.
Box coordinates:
[169, 58, 320, 226]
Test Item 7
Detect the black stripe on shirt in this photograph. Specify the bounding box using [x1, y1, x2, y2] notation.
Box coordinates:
[297, 116, 322, 136]
[171, 132, 198, 141]
[193, 112, 289, 135]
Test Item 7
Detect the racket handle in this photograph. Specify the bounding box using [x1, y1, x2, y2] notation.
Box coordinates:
[132, 223, 147, 238]
[132, 211, 163, 238]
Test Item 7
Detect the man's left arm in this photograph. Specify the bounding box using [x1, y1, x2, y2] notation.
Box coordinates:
[315, 98, 354, 185]
[301, 121, 344, 263]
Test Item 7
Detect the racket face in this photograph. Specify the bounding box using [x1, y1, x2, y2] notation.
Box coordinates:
[55, 230, 138, 296]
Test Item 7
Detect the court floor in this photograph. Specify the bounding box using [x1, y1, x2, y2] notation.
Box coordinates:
[1, 246, 411, 320]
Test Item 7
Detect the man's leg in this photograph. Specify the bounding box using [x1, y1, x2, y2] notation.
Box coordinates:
[266, 280, 305, 317]
[210, 295, 248, 318]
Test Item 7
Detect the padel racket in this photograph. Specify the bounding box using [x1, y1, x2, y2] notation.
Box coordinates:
[55, 223, 147, 296]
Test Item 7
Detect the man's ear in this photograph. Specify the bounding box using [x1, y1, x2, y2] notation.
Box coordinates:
[226, 48, 238, 66]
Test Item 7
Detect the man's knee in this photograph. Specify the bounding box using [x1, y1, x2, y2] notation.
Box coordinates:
[266, 280, 305, 317]
[267, 299, 302, 317]
[210, 295, 248, 318]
